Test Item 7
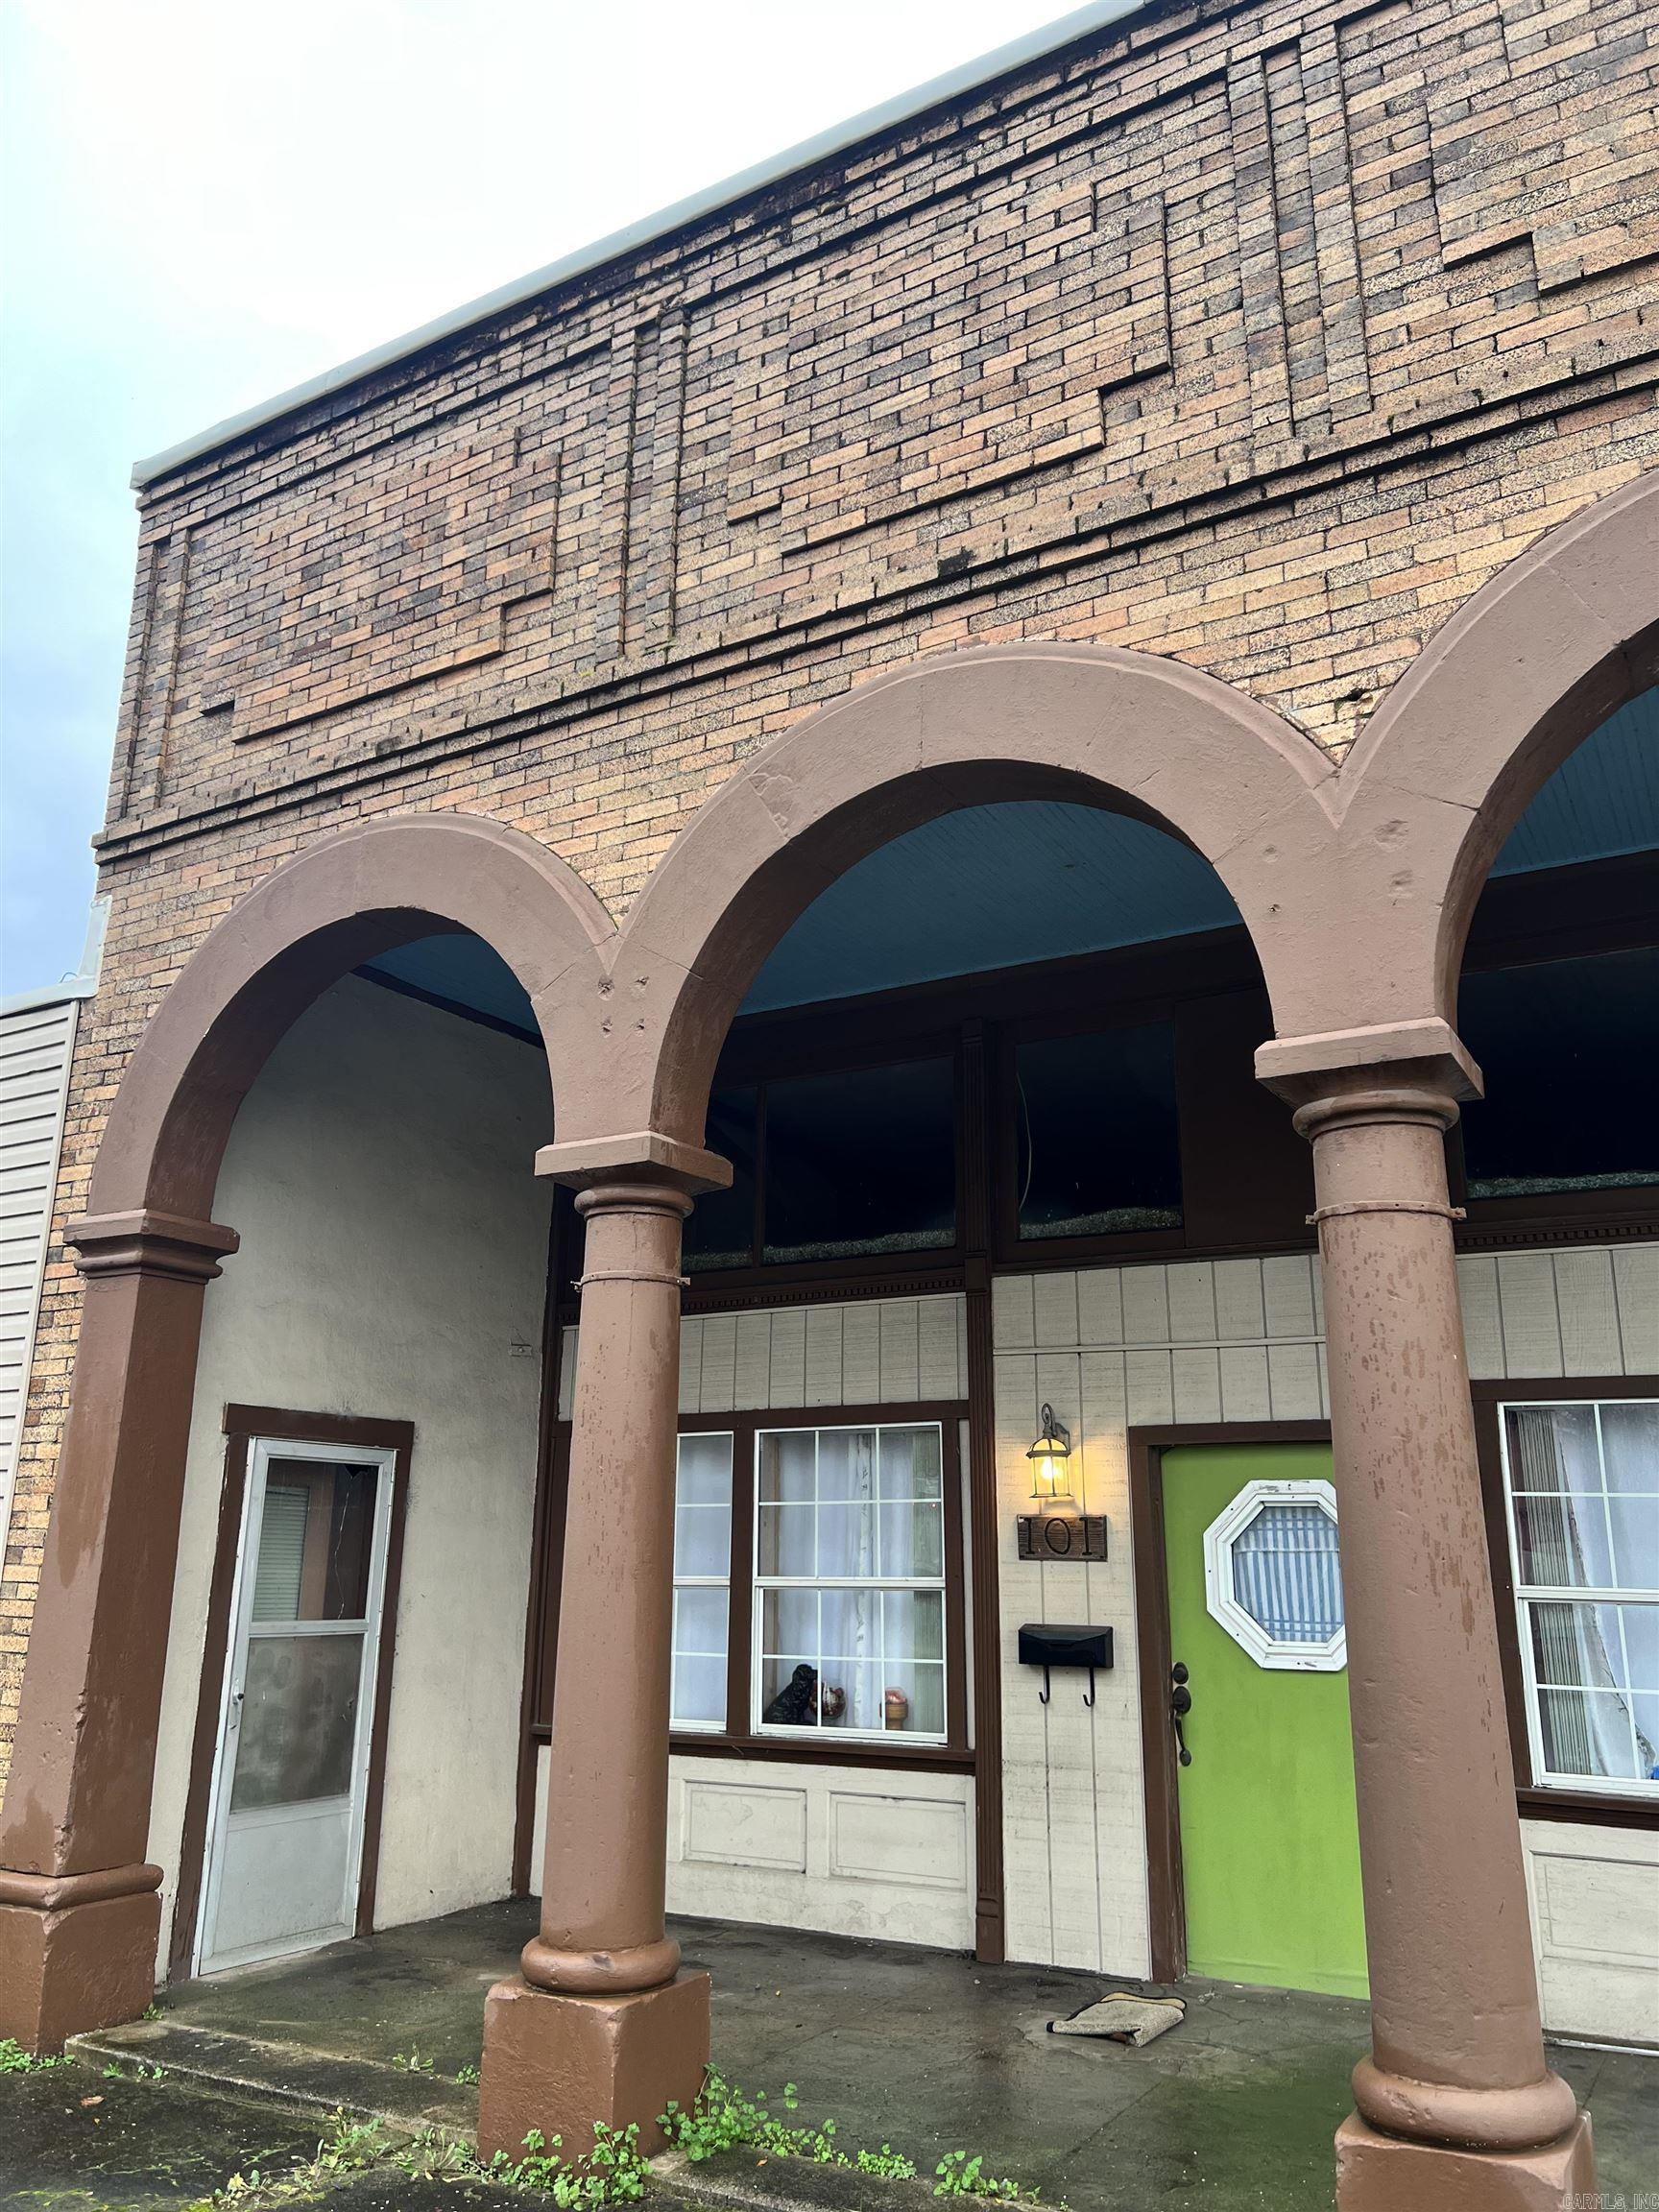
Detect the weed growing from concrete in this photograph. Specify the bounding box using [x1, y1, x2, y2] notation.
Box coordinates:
[457, 2060, 482, 2084]
[934, 2152, 1025, 2200]
[0, 2039, 68, 2074]
[391, 2045, 436, 2072]
[660, 2072, 1044, 2200]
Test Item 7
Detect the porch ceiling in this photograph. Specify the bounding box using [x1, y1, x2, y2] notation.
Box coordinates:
[359, 687, 1659, 1027]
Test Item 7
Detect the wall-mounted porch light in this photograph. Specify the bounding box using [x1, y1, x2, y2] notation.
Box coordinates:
[1026, 1404, 1072, 1502]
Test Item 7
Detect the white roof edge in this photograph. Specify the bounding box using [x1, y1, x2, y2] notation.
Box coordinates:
[132, 0, 1150, 490]
[1, 896, 110, 1017]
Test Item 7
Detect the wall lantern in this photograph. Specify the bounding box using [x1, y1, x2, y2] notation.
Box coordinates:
[1026, 1404, 1073, 1502]
[1017, 1406, 1108, 1561]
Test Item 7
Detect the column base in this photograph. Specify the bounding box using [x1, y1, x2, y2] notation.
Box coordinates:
[1335, 2112, 1597, 2211]
[0, 1889, 160, 2053]
[477, 1970, 710, 2165]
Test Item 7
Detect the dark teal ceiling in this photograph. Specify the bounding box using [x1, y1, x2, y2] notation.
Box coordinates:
[360, 685, 1657, 1029]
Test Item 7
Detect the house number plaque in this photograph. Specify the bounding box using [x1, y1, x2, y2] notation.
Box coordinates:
[1017, 1514, 1108, 1562]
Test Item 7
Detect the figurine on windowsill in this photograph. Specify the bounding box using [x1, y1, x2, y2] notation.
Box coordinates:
[883, 1687, 909, 1731]
[819, 1683, 847, 1724]
[762, 1663, 819, 1725]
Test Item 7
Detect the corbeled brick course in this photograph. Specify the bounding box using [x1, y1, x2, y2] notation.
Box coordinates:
[3, 0, 1658, 1765]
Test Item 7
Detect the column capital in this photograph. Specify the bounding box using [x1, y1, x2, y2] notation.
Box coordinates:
[66, 1210, 240, 1284]
[1254, 1017, 1481, 1119]
[535, 1129, 733, 1197]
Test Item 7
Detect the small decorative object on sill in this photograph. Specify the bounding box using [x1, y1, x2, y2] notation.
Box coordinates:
[1018, 1513, 1108, 1562]
[1047, 1992, 1185, 2048]
[819, 1682, 847, 1724]
[883, 1687, 909, 1731]
[762, 1663, 819, 1725]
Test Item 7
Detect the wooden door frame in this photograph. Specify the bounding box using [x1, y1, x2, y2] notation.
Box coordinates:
[1127, 1419, 1331, 1984]
[170, 1405, 414, 1984]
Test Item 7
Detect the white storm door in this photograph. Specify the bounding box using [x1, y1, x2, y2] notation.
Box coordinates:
[195, 1436, 395, 1976]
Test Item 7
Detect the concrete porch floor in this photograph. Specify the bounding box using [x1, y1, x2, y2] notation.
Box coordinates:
[80, 1900, 1659, 2210]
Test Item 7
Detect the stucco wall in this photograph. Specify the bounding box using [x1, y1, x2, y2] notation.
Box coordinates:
[991, 1243, 1659, 2038]
[147, 976, 551, 1968]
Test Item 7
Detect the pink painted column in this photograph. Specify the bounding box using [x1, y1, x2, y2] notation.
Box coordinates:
[478, 1136, 729, 2165]
[1262, 1036, 1596, 2211]
[0, 1211, 237, 2051]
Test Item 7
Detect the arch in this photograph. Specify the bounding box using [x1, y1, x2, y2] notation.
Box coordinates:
[1330, 470, 1659, 1037]
[89, 810, 616, 1222]
[615, 644, 1340, 1143]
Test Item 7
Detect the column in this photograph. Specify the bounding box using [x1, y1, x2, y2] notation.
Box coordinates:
[478, 1134, 729, 2165]
[0, 1210, 237, 2051]
[1263, 1036, 1595, 2210]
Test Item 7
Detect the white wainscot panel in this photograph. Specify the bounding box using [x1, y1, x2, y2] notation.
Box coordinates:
[683, 1781, 808, 1871]
[1523, 1820, 1659, 2045]
[828, 1791, 968, 1891]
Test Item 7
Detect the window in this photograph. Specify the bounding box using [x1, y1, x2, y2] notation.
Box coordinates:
[754, 1423, 948, 1741]
[683, 1093, 758, 1273]
[671, 1432, 733, 1730]
[1203, 1479, 1346, 1671]
[1458, 949, 1659, 1204]
[1499, 1398, 1659, 1797]
[763, 1061, 956, 1263]
[1015, 1022, 1181, 1240]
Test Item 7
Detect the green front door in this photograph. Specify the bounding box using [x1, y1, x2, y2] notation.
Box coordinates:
[1162, 1442, 1368, 1998]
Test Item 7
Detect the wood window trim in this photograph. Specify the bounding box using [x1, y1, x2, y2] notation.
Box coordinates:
[170, 1405, 415, 1984]
[1472, 1376, 1659, 1833]
[533, 1401, 972, 1770]
[1127, 1420, 1333, 1985]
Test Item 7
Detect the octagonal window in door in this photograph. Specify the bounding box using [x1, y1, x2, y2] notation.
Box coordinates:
[1202, 1479, 1346, 1671]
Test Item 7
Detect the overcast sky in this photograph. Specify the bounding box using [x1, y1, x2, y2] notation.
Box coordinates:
[0, 0, 1082, 997]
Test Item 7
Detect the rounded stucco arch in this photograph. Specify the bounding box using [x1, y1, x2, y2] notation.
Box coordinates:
[1326, 469, 1659, 1041]
[89, 809, 616, 1222]
[613, 644, 1339, 1144]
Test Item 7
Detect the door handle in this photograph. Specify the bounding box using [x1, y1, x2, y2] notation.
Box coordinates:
[1170, 1661, 1193, 1767]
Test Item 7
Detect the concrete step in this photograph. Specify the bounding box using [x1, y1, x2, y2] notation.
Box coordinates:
[67, 2016, 477, 2137]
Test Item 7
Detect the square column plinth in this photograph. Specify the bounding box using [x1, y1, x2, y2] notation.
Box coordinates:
[477, 1971, 710, 2165]
[0, 1890, 160, 2053]
[1335, 2113, 1598, 2211]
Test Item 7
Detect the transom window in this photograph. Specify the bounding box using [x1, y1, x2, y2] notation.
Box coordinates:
[1499, 1397, 1659, 1798]
[661, 1409, 966, 1753]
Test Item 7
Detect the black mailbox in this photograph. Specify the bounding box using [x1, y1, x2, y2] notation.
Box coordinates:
[1018, 1623, 1112, 1706]
[1019, 1623, 1113, 1671]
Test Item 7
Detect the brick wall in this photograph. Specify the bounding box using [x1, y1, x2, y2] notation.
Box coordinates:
[4, 0, 1657, 1763]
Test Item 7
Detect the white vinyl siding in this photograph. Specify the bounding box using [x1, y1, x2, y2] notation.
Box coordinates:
[0, 996, 78, 1552]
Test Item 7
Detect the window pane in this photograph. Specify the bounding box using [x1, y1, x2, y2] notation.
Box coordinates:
[879, 1500, 943, 1578]
[763, 1059, 955, 1262]
[252, 1460, 378, 1623]
[1505, 1403, 1658, 1594]
[231, 1633, 364, 1810]
[1229, 1501, 1344, 1642]
[1459, 949, 1659, 1200]
[879, 1426, 942, 1501]
[1602, 1405, 1659, 1597]
[683, 1090, 757, 1272]
[671, 1586, 730, 1731]
[677, 1431, 735, 1506]
[1017, 1023, 1181, 1239]
[1527, 1600, 1659, 1783]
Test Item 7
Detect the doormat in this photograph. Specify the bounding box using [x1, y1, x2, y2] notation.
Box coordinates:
[1047, 1992, 1186, 2047]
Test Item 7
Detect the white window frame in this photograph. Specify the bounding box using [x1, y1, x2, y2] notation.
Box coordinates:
[1203, 1477, 1346, 1673]
[671, 1431, 734, 1735]
[1497, 1394, 1659, 1803]
[751, 1418, 950, 1746]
